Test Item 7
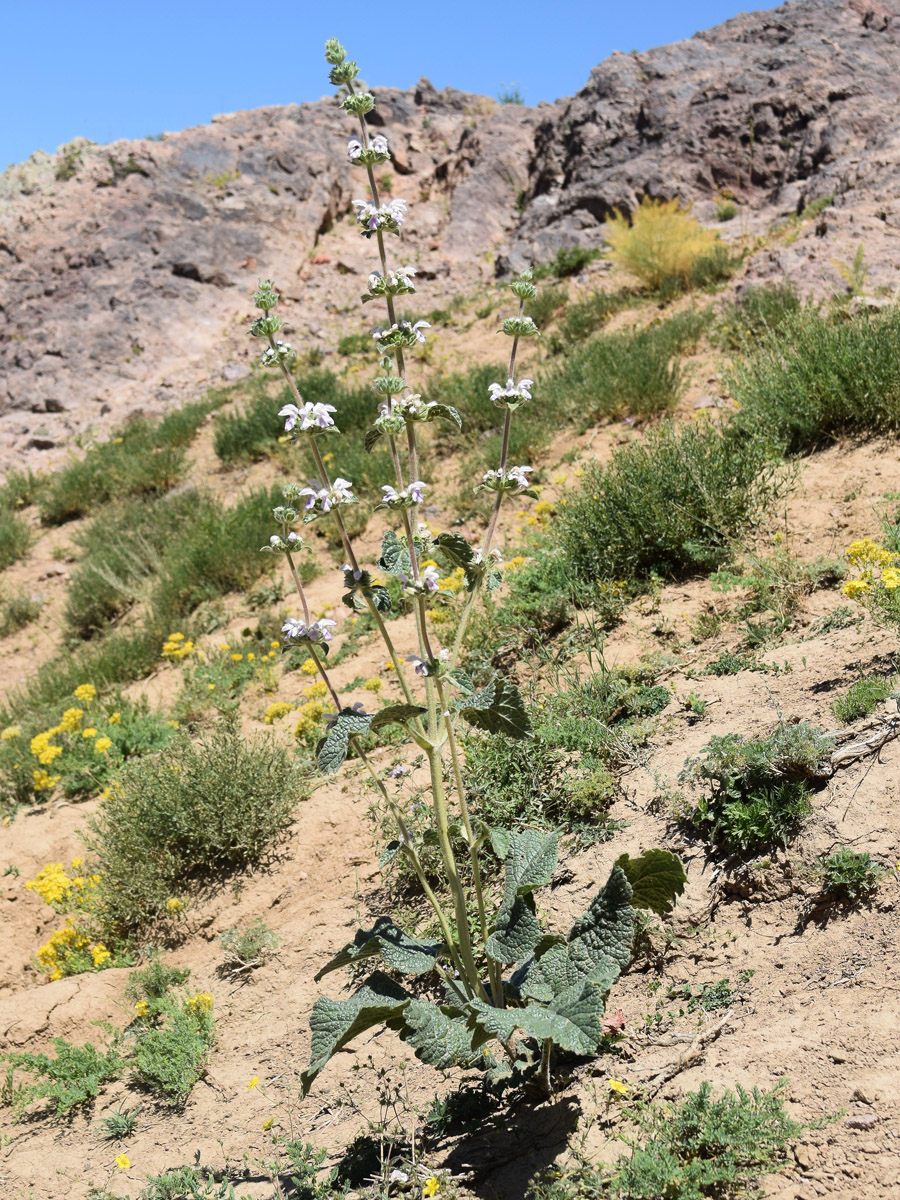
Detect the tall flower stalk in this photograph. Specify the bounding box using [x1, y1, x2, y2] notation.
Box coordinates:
[250, 40, 685, 1097]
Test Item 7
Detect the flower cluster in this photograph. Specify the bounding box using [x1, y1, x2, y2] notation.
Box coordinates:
[347, 134, 390, 166]
[488, 377, 534, 410]
[36, 924, 113, 981]
[279, 401, 337, 434]
[185, 992, 214, 1016]
[478, 465, 534, 494]
[352, 197, 407, 237]
[361, 265, 416, 303]
[26, 859, 101, 912]
[380, 480, 426, 509]
[162, 632, 194, 660]
[298, 478, 356, 519]
[373, 319, 430, 354]
[259, 341, 295, 368]
[842, 537, 900, 630]
[263, 531, 304, 554]
[501, 315, 540, 338]
[293, 681, 331, 742]
[282, 617, 337, 645]
[399, 563, 441, 598]
[264, 701, 295, 725]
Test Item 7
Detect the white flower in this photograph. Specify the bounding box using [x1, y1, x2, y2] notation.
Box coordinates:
[260, 341, 294, 368]
[488, 376, 534, 406]
[506, 464, 533, 489]
[281, 617, 336, 644]
[282, 617, 307, 640]
[412, 320, 430, 343]
[408, 480, 426, 503]
[371, 134, 389, 156]
[381, 484, 400, 504]
[330, 477, 355, 504]
[346, 137, 363, 162]
[279, 401, 337, 433]
[422, 564, 440, 592]
[309, 618, 336, 643]
[472, 545, 503, 565]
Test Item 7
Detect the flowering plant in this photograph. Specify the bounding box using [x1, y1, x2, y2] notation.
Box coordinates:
[249, 40, 686, 1097]
[842, 537, 900, 631]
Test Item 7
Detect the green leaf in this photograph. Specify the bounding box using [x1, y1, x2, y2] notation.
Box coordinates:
[314, 917, 445, 982]
[467, 981, 607, 1056]
[316, 708, 373, 773]
[614, 849, 687, 916]
[370, 704, 426, 732]
[300, 972, 410, 1095]
[488, 827, 511, 861]
[377, 530, 411, 578]
[444, 668, 475, 695]
[401, 999, 477, 1069]
[456, 676, 531, 740]
[435, 531, 474, 569]
[485, 569, 503, 593]
[486, 895, 541, 963]
[364, 428, 383, 453]
[430, 403, 462, 430]
[486, 830, 558, 964]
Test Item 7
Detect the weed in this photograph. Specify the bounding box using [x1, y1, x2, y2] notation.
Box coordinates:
[3, 1038, 125, 1120]
[818, 847, 882, 902]
[131, 992, 215, 1102]
[666, 971, 754, 1013]
[831, 673, 896, 723]
[710, 547, 844, 640]
[497, 82, 525, 105]
[125, 960, 192, 1011]
[0, 508, 31, 569]
[555, 287, 634, 345]
[730, 307, 900, 453]
[605, 197, 719, 291]
[559, 421, 784, 584]
[85, 718, 306, 938]
[831, 242, 868, 296]
[218, 918, 281, 974]
[100, 1105, 139, 1140]
[715, 281, 802, 350]
[679, 722, 833, 853]
[0, 589, 42, 636]
[689, 611, 721, 643]
[533, 246, 602, 280]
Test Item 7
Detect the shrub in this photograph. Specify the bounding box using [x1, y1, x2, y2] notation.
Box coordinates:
[218, 918, 281, 974]
[530, 1081, 804, 1200]
[730, 307, 900, 453]
[559, 421, 784, 584]
[3, 1038, 125, 1120]
[131, 993, 215, 1101]
[679, 722, 833, 853]
[533, 246, 602, 279]
[605, 197, 719, 291]
[715, 281, 802, 350]
[85, 718, 306, 938]
[39, 403, 212, 525]
[526, 282, 568, 328]
[831, 673, 896, 723]
[819, 847, 882, 902]
[0, 588, 42, 636]
[0, 507, 31, 569]
[556, 287, 635, 345]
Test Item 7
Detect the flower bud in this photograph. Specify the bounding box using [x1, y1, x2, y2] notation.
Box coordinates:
[250, 314, 283, 339]
[252, 279, 279, 310]
[373, 376, 406, 396]
[324, 37, 346, 65]
[502, 316, 539, 338]
[272, 506, 298, 524]
[329, 60, 358, 86]
[509, 278, 537, 300]
[341, 92, 375, 116]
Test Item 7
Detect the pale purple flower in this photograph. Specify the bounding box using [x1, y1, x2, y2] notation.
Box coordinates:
[406, 655, 430, 677]
[422, 564, 440, 592]
[347, 137, 362, 162]
[412, 320, 430, 344]
[297, 486, 320, 511]
[371, 134, 389, 156]
[279, 401, 337, 433]
[330, 478, 355, 504]
[407, 480, 426, 503]
[381, 484, 400, 504]
[282, 617, 308, 640]
[506, 465, 533, 490]
[309, 618, 336, 643]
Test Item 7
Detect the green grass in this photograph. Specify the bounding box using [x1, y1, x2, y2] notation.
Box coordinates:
[715, 281, 802, 351]
[559, 420, 785, 584]
[555, 286, 640, 346]
[0, 508, 31, 569]
[831, 673, 896, 723]
[85, 718, 306, 939]
[39, 402, 215, 525]
[730, 307, 900, 453]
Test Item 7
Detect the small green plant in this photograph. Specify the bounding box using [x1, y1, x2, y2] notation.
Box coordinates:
[831, 673, 896, 723]
[529, 1081, 806, 1200]
[715, 281, 802, 350]
[3, 1037, 125, 1120]
[666, 971, 754, 1013]
[218, 918, 281, 974]
[131, 992, 215, 1101]
[730, 307, 900, 453]
[819, 847, 882, 903]
[715, 196, 738, 222]
[338, 331, 373, 356]
[831, 242, 868, 296]
[497, 82, 525, 104]
[100, 1105, 139, 1140]
[125, 959, 192, 1011]
[139, 1164, 242, 1200]
[55, 140, 89, 181]
[0, 508, 31, 570]
[605, 197, 719, 291]
[559, 421, 784, 584]
[533, 246, 602, 280]
[85, 718, 306, 938]
[684, 692, 707, 721]
[679, 722, 833, 853]
[0, 589, 42, 636]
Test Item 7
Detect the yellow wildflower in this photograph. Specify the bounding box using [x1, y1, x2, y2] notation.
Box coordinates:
[300, 659, 319, 676]
[842, 579, 870, 599]
[58, 707, 84, 732]
[362, 678, 383, 693]
[608, 1078, 629, 1096]
[293, 700, 327, 740]
[881, 567, 900, 590]
[33, 769, 60, 791]
[302, 680, 328, 699]
[422, 1178, 440, 1198]
[108, 712, 122, 724]
[91, 944, 111, 967]
[82, 727, 98, 738]
[74, 684, 97, 703]
[115, 1155, 131, 1170]
[264, 701, 294, 724]
[134, 1000, 150, 1017]
[94, 737, 113, 755]
[165, 897, 184, 913]
[71, 857, 83, 870]
[26, 863, 71, 906]
[166, 720, 179, 729]
[185, 992, 213, 1015]
[261, 1117, 275, 1131]
[230, 653, 243, 662]
[270, 640, 281, 650]
[247, 1076, 260, 1090]
[247, 652, 255, 662]
[1, 725, 21, 740]
[37, 744, 63, 765]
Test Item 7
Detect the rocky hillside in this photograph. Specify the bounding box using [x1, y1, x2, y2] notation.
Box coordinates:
[1, 0, 899, 471]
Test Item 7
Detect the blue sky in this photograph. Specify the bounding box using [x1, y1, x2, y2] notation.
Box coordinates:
[1, 0, 781, 169]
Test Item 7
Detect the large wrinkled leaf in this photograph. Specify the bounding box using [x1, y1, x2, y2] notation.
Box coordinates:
[314, 917, 444, 982]
[468, 980, 607, 1056]
[614, 849, 687, 916]
[444, 668, 475, 695]
[317, 708, 372, 774]
[435, 531, 474, 569]
[401, 998, 477, 1069]
[370, 704, 426, 732]
[300, 972, 410, 1095]
[486, 831, 559, 963]
[377, 529, 411, 578]
[510, 866, 635, 1002]
[456, 676, 531, 740]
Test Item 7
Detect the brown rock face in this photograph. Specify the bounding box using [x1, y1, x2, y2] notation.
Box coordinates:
[510, 0, 900, 269]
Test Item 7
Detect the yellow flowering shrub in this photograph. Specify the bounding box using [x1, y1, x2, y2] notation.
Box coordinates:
[362, 677, 383, 693]
[35, 922, 119, 981]
[26, 859, 102, 912]
[161, 632, 195, 660]
[263, 701, 295, 724]
[842, 537, 900, 631]
[74, 683, 97, 703]
[302, 680, 328, 699]
[293, 699, 327, 742]
[185, 992, 213, 1015]
[1, 725, 21, 740]
[300, 658, 319, 675]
